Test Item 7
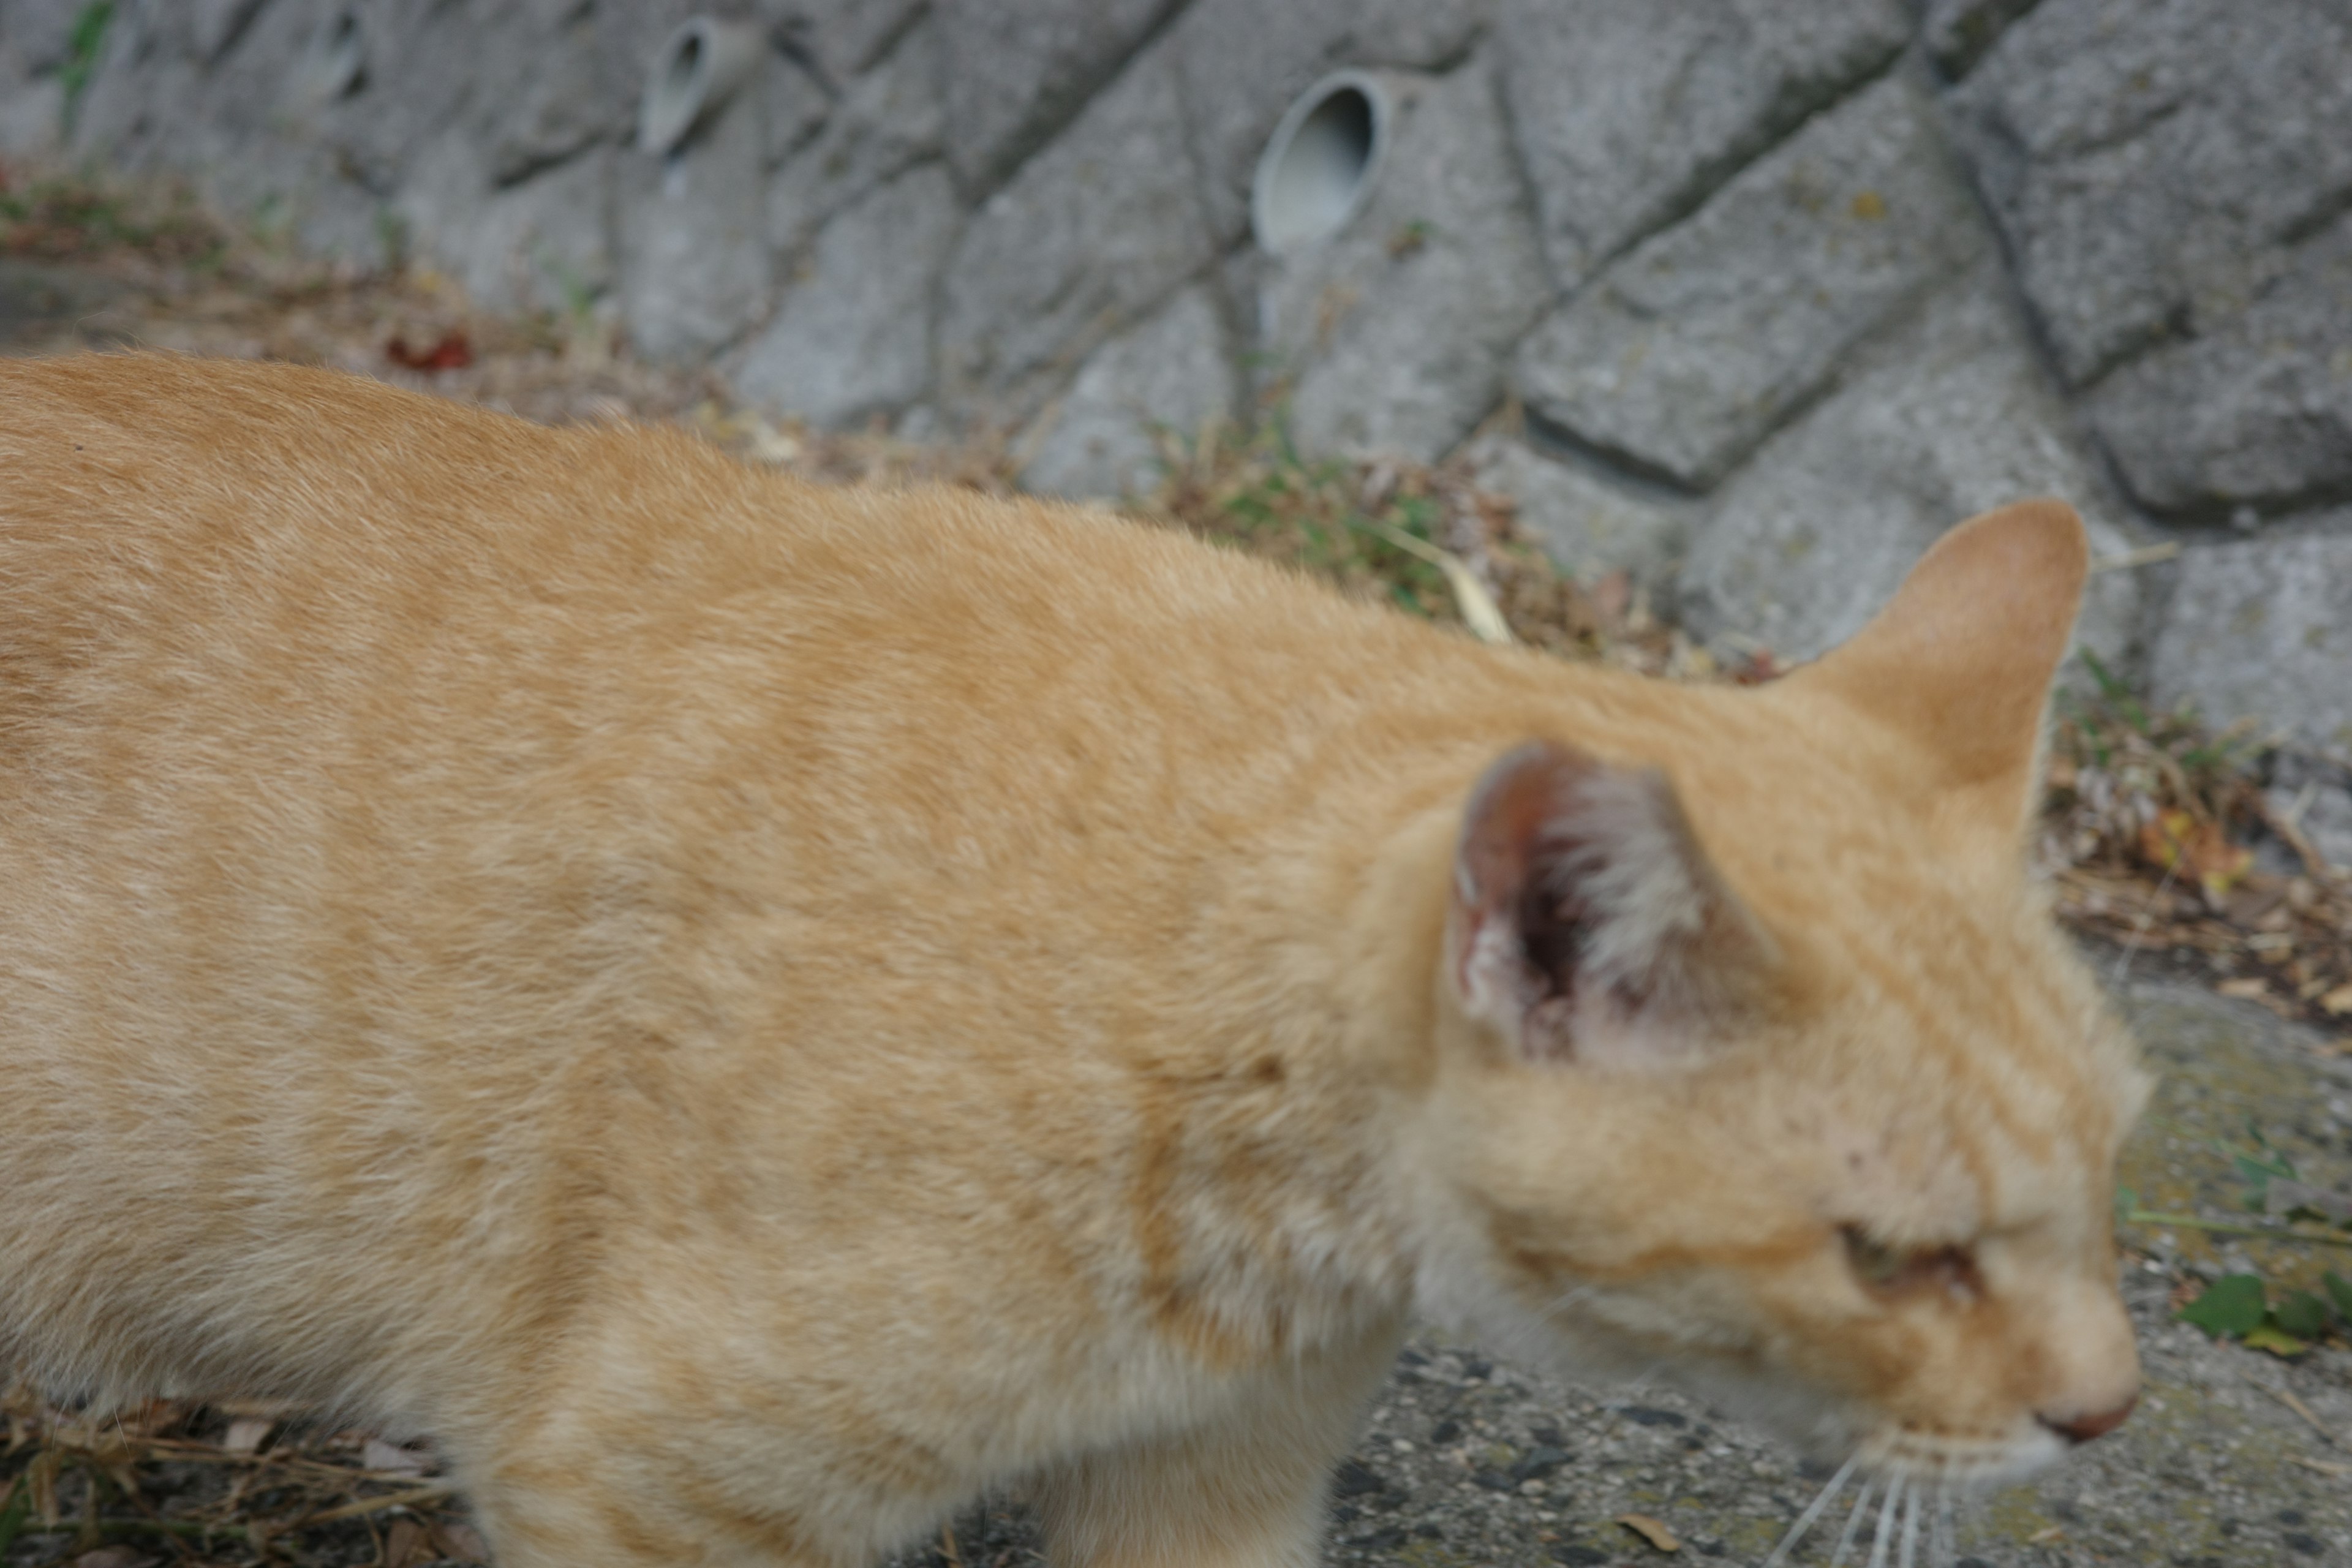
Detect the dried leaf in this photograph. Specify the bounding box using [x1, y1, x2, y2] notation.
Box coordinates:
[222, 1416, 273, 1455]
[26, 1447, 59, 1526]
[72, 1548, 158, 1568]
[1616, 1512, 1681, 1552]
[2321, 983, 2352, 1017]
[385, 329, 473, 372]
[435, 1521, 492, 1563]
[384, 1518, 434, 1568]
[2218, 977, 2271, 1000]
[2243, 1322, 2311, 1357]
[363, 1437, 434, 1476]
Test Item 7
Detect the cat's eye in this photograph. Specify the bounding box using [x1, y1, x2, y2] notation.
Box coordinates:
[1840, 1226, 1981, 1302]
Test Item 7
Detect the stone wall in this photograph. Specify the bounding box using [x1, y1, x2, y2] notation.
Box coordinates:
[5, 0, 2350, 845]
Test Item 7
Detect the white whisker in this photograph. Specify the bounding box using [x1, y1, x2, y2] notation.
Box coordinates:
[1761, 1454, 1859, 1568]
[1828, 1480, 1875, 1567]
[1900, 1477, 1921, 1568]
[1934, 1473, 1954, 1568]
[1864, 1475, 1904, 1568]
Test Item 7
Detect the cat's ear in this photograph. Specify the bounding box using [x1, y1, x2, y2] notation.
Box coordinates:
[1449, 741, 1776, 1066]
[1782, 499, 2087, 834]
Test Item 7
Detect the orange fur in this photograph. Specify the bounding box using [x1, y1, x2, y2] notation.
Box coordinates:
[0, 355, 2143, 1567]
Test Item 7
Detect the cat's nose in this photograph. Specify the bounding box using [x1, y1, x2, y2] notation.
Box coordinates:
[2037, 1393, 2137, 1444]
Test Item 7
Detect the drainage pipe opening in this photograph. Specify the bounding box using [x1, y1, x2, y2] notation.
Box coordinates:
[1251, 72, 1390, 256]
[638, 17, 763, 157]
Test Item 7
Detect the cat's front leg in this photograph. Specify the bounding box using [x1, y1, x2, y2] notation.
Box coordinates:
[1030, 1322, 1403, 1568]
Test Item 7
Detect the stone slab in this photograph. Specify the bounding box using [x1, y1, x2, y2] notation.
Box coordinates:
[0, 74, 63, 159]
[479, 6, 619, 187]
[1496, 0, 1910, 289]
[755, 0, 925, 86]
[1459, 436, 1689, 591]
[1170, 0, 1487, 247]
[400, 133, 612, 317]
[2084, 214, 2352, 523]
[0, 0, 88, 74]
[1019, 282, 1240, 501]
[616, 88, 772, 363]
[765, 18, 941, 256]
[937, 43, 1215, 426]
[733, 162, 962, 429]
[937, 0, 1182, 195]
[1513, 73, 1987, 491]
[1677, 270, 2141, 682]
[1950, 0, 2352, 387]
[2148, 523, 2352, 765]
[1260, 58, 1549, 464]
[1920, 0, 2040, 80]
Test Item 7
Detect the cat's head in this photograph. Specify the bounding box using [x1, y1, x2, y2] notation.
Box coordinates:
[1417, 500, 2146, 1487]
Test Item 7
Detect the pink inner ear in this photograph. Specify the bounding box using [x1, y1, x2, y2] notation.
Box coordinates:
[1451, 741, 1777, 1063]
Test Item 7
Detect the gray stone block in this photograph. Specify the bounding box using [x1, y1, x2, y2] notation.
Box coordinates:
[0, 0, 88, 74]
[1170, 0, 1487, 247]
[189, 0, 270, 64]
[1458, 436, 1688, 590]
[766, 17, 941, 255]
[937, 42, 1215, 426]
[0, 74, 64, 159]
[616, 91, 772, 363]
[756, 47, 831, 169]
[1498, 0, 1909, 289]
[1019, 283, 1240, 501]
[399, 133, 613, 316]
[2149, 524, 2352, 764]
[1259, 59, 1549, 464]
[1678, 270, 2140, 682]
[733, 162, 961, 428]
[1950, 0, 2352, 386]
[1513, 74, 1986, 491]
[2085, 215, 2352, 522]
[481, 7, 620, 187]
[937, 0, 1181, 195]
[756, 0, 925, 86]
[1920, 0, 2038, 79]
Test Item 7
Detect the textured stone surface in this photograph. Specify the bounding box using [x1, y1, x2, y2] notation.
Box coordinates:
[938, 0, 1182, 195]
[2085, 214, 2352, 522]
[734, 163, 961, 428]
[2150, 524, 2352, 764]
[400, 134, 613, 315]
[766, 18, 941, 255]
[756, 0, 925, 86]
[938, 44, 1215, 425]
[0, 0, 88, 74]
[0, 76, 63, 158]
[1679, 271, 2139, 677]
[1170, 0, 1486, 247]
[616, 90, 771, 363]
[1019, 282, 1238, 500]
[1460, 436, 1688, 590]
[1497, 0, 1909, 288]
[1514, 74, 1986, 491]
[1921, 0, 2040, 78]
[479, 6, 619, 187]
[1261, 59, 1548, 464]
[1951, 0, 2352, 387]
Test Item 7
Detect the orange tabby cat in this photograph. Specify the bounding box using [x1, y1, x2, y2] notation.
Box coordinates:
[0, 355, 2141, 1567]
